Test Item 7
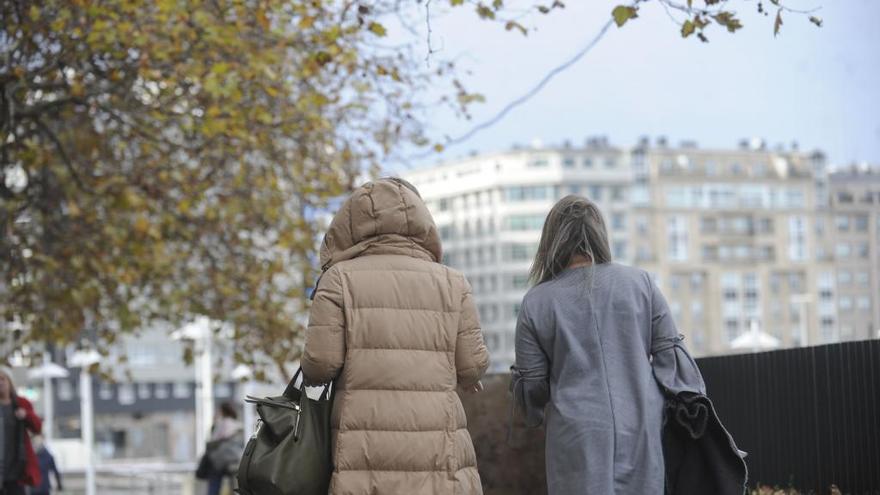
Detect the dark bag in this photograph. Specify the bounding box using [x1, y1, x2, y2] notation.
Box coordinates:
[236, 368, 333, 495]
[207, 435, 243, 475]
[195, 451, 215, 480]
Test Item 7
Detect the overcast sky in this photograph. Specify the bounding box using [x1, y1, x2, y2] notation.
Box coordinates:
[385, 0, 880, 172]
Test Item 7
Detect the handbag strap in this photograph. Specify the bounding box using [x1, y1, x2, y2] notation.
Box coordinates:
[282, 367, 332, 401]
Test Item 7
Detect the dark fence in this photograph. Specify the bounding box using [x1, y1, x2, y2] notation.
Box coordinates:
[461, 340, 880, 495]
[698, 340, 880, 495]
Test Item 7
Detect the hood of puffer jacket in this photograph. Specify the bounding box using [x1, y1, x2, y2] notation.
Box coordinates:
[318, 179, 442, 270]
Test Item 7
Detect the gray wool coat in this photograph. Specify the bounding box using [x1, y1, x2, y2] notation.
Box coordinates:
[512, 262, 706, 495]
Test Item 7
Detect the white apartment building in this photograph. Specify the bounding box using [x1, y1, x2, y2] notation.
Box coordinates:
[405, 138, 879, 371]
[406, 139, 632, 371]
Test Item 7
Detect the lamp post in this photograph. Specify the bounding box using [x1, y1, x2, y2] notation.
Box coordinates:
[70, 349, 101, 495]
[231, 364, 255, 448]
[27, 352, 69, 444]
[172, 317, 215, 456]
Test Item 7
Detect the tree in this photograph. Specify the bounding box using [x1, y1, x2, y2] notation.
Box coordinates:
[1, 0, 820, 376]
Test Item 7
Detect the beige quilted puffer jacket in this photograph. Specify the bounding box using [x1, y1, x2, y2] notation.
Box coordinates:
[302, 178, 490, 495]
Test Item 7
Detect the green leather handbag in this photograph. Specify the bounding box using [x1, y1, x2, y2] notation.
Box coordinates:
[236, 368, 333, 495]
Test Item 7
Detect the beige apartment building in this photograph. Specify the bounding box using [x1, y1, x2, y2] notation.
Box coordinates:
[405, 138, 878, 369]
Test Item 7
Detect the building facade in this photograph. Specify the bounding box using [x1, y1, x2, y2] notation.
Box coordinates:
[405, 139, 879, 370]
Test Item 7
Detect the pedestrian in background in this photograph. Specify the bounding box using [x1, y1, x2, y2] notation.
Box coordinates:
[0, 368, 42, 495]
[31, 435, 62, 495]
[205, 401, 241, 495]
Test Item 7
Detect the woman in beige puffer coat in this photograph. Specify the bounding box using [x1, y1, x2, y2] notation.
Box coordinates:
[302, 178, 490, 495]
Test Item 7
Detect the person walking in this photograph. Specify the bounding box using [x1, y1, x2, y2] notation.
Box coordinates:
[0, 368, 42, 495]
[510, 195, 741, 494]
[205, 402, 242, 495]
[302, 177, 490, 495]
[31, 435, 62, 495]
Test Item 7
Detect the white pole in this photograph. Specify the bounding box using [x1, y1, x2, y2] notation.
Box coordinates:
[194, 346, 204, 456]
[242, 379, 255, 448]
[202, 330, 214, 452]
[42, 352, 54, 444]
[80, 370, 96, 495]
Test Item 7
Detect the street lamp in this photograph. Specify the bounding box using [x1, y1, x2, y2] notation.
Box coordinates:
[231, 364, 255, 448]
[171, 316, 214, 456]
[27, 352, 70, 444]
[70, 348, 101, 495]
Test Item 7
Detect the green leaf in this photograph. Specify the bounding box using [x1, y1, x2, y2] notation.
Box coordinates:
[612, 5, 638, 27]
[712, 12, 742, 33]
[774, 9, 782, 36]
[367, 22, 387, 37]
[809, 16, 823, 27]
[450, 0, 464, 5]
[681, 20, 695, 38]
[433, 143, 445, 152]
[476, 4, 496, 19]
[537, 5, 550, 14]
[505, 20, 528, 36]
[492, 0, 503, 9]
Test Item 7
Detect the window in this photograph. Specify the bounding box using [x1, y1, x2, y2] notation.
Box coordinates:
[758, 218, 773, 233]
[855, 215, 869, 232]
[438, 198, 449, 212]
[856, 272, 869, 286]
[529, 157, 549, 168]
[670, 274, 683, 291]
[215, 383, 232, 399]
[611, 186, 626, 201]
[702, 245, 718, 261]
[788, 216, 807, 261]
[58, 380, 74, 402]
[439, 225, 454, 241]
[690, 273, 704, 291]
[857, 242, 870, 259]
[155, 383, 170, 400]
[839, 296, 853, 311]
[588, 185, 602, 201]
[563, 156, 576, 168]
[512, 274, 530, 289]
[173, 382, 190, 399]
[604, 156, 617, 168]
[789, 272, 805, 292]
[668, 216, 688, 261]
[505, 185, 553, 202]
[857, 297, 871, 310]
[612, 213, 626, 231]
[613, 241, 627, 260]
[835, 215, 850, 232]
[725, 319, 739, 342]
[118, 384, 135, 405]
[700, 217, 718, 234]
[582, 157, 594, 168]
[512, 303, 521, 319]
[502, 244, 534, 262]
[99, 383, 114, 401]
[838, 271, 852, 285]
[691, 300, 704, 319]
[504, 215, 545, 231]
[821, 317, 835, 343]
[137, 383, 151, 400]
[636, 216, 648, 235]
[835, 243, 851, 259]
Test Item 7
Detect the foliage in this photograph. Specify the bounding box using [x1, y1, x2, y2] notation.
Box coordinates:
[612, 0, 822, 41]
[0, 0, 501, 374]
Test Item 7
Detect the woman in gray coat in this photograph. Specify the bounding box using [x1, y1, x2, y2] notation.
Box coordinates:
[511, 195, 707, 494]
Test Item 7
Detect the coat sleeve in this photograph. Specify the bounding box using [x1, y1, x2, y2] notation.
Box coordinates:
[648, 274, 706, 395]
[454, 276, 489, 387]
[19, 397, 42, 434]
[511, 301, 550, 427]
[302, 266, 346, 385]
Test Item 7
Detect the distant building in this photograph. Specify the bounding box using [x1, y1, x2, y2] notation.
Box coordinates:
[405, 139, 879, 370]
[821, 168, 880, 342]
[406, 140, 631, 370]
